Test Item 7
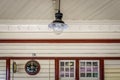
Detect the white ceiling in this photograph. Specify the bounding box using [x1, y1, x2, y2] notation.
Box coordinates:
[0, 0, 120, 21]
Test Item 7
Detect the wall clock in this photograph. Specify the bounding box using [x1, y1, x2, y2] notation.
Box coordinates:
[25, 60, 40, 75]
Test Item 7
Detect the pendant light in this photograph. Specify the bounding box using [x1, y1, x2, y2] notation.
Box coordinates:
[48, 0, 68, 35]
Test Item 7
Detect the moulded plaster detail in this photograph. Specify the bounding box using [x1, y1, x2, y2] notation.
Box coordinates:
[0, 24, 120, 33]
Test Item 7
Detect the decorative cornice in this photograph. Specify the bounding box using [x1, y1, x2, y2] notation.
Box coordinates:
[0, 20, 120, 33]
[0, 24, 120, 33]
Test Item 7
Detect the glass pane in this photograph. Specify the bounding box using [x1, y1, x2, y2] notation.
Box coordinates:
[65, 62, 69, 66]
[65, 73, 69, 77]
[60, 62, 64, 66]
[70, 73, 74, 77]
[70, 68, 74, 72]
[93, 73, 98, 77]
[87, 62, 91, 66]
[87, 73, 91, 77]
[87, 67, 92, 72]
[60, 73, 64, 77]
[80, 73, 85, 77]
[93, 62, 98, 66]
[80, 62, 85, 66]
[93, 67, 98, 72]
[65, 68, 69, 72]
[80, 67, 85, 73]
[70, 62, 74, 66]
[60, 68, 64, 72]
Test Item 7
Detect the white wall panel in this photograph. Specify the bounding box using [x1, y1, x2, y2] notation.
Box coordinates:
[0, 60, 6, 80]
[104, 60, 120, 80]
[0, 32, 120, 39]
[0, 43, 120, 57]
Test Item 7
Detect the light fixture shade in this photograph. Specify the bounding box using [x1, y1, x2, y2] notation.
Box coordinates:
[48, 0, 68, 34]
[48, 11, 68, 35]
[48, 22, 68, 35]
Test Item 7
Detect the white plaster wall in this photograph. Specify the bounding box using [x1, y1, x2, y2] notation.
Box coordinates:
[0, 43, 120, 57]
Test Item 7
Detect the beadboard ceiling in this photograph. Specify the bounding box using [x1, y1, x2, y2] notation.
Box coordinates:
[0, 0, 120, 21]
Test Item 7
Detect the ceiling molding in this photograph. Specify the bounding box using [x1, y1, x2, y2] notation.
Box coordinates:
[0, 20, 120, 33]
[0, 20, 120, 24]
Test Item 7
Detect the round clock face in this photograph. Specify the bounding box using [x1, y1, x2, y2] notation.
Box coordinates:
[25, 60, 40, 75]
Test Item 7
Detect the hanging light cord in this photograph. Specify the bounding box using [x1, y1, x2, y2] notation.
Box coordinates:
[58, 0, 60, 12]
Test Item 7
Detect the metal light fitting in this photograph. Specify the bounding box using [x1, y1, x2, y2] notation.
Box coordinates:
[48, 0, 68, 35]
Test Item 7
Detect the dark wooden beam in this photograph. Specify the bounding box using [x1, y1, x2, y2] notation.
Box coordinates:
[6, 58, 10, 80]
[0, 39, 120, 43]
[0, 57, 120, 60]
[100, 59, 104, 80]
[55, 58, 59, 80]
[76, 59, 79, 80]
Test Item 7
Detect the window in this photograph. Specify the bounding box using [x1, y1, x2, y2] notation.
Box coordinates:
[79, 60, 99, 79]
[59, 60, 75, 79]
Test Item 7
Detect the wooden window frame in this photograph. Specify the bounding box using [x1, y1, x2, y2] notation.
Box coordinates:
[59, 60, 76, 79]
[79, 60, 100, 79]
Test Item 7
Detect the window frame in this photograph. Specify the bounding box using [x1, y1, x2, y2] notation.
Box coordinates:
[79, 60, 100, 80]
[59, 60, 76, 79]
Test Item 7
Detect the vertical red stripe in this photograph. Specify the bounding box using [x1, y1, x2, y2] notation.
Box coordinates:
[100, 59, 104, 80]
[55, 59, 59, 80]
[76, 59, 79, 80]
[6, 58, 10, 80]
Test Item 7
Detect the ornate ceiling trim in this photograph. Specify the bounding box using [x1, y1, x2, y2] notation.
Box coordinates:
[0, 21, 120, 33]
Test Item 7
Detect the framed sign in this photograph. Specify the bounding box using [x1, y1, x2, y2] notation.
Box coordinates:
[25, 60, 40, 75]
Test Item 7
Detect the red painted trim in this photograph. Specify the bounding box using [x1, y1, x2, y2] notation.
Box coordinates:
[55, 58, 59, 80]
[0, 39, 120, 43]
[0, 57, 120, 60]
[6, 58, 10, 80]
[100, 59, 104, 80]
[76, 59, 79, 80]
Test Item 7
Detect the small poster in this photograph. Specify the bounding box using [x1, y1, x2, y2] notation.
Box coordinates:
[93, 62, 98, 66]
[65, 73, 69, 77]
[87, 62, 91, 66]
[60, 73, 64, 77]
[80, 67, 85, 72]
[80, 62, 85, 66]
[65, 68, 69, 72]
[87, 67, 91, 72]
[93, 67, 98, 72]
[60, 68, 64, 72]
[93, 73, 98, 77]
[87, 73, 91, 77]
[70, 73, 74, 77]
[60, 62, 64, 66]
[70, 68, 74, 72]
[81, 73, 85, 77]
